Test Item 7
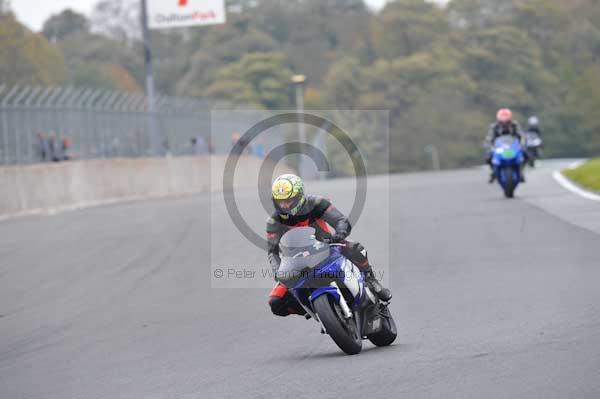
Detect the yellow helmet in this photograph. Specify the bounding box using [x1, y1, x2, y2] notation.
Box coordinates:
[271, 174, 305, 217]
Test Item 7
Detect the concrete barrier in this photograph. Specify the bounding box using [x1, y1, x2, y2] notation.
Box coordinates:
[0, 156, 293, 218]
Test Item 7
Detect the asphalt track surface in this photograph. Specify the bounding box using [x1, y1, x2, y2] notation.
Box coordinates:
[1, 161, 599, 399]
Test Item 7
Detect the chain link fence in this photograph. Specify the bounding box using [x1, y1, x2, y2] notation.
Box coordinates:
[0, 84, 219, 165]
[0, 84, 386, 177]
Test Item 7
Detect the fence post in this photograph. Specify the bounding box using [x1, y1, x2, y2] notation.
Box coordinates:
[81, 89, 98, 160]
[34, 88, 55, 160]
[55, 88, 76, 160]
[130, 94, 145, 157]
[77, 89, 96, 159]
[13, 87, 33, 165]
[114, 93, 131, 158]
[1, 86, 21, 164]
[65, 88, 85, 158]
[24, 87, 42, 163]
[0, 86, 5, 164]
[92, 90, 111, 159]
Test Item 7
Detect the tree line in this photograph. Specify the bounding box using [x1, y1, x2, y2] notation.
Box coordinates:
[1, 0, 599, 171]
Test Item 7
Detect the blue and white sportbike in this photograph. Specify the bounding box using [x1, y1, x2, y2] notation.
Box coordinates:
[276, 227, 397, 355]
[491, 136, 525, 198]
[525, 130, 543, 168]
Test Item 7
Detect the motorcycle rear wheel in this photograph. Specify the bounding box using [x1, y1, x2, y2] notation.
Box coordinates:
[314, 295, 362, 355]
[528, 149, 537, 167]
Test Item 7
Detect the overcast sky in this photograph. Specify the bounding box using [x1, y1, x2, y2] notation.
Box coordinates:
[10, 0, 391, 31]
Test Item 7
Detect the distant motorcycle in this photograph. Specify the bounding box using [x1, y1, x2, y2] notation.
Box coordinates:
[276, 227, 397, 355]
[491, 136, 525, 198]
[525, 131, 543, 167]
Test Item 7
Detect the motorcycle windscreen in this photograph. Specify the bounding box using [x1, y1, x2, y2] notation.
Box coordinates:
[277, 227, 330, 285]
[494, 136, 520, 160]
[494, 135, 520, 147]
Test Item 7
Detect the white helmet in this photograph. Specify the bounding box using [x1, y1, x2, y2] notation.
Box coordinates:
[528, 116, 539, 127]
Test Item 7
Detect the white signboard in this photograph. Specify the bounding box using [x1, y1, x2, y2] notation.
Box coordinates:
[147, 0, 226, 29]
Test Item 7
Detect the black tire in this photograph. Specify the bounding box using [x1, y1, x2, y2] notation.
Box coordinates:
[529, 148, 539, 167]
[528, 151, 536, 168]
[313, 294, 362, 355]
[503, 167, 515, 198]
[367, 306, 398, 347]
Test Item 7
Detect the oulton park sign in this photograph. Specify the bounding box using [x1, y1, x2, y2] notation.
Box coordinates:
[147, 0, 226, 29]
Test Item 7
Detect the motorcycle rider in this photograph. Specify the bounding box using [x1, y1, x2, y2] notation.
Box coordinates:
[267, 174, 391, 317]
[485, 108, 526, 183]
[525, 115, 543, 159]
[526, 116, 542, 137]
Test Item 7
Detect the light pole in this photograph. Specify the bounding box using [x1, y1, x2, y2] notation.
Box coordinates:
[292, 74, 306, 177]
[140, 0, 162, 156]
[424, 144, 440, 171]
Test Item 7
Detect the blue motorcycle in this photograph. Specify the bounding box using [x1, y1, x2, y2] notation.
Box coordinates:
[491, 136, 525, 198]
[276, 227, 397, 355]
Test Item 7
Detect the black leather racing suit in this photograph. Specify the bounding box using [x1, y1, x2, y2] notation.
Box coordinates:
[485, 121, 524, 151]
[266, 195, 372, 316]
[526, 125, 542, 137]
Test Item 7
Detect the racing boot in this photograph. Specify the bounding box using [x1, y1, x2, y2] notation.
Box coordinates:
[364, 267, 392, 302]
[488, 172, 496, 184]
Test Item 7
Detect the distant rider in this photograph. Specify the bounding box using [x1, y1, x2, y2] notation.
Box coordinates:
[526, 116, 543, 138]
[485, 108, 526, 183]
[266, 174, 391, 317]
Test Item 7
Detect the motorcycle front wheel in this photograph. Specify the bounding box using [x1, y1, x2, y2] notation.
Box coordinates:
[314, 294, 362, 355]
[502, 166, 516, 198]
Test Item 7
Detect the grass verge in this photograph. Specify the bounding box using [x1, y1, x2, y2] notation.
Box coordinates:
[563, 158, 600, 192]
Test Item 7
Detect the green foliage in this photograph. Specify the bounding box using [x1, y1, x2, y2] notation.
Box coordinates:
[204, 52, 293, 108]
[42, 9, 89, 41]
[460, 26, 557, 113]
[2, 0, 600, 172]
[0, 11, 66, 85]
[91, 0, 139, 42]
[564, 158, 600, 193]
[324, 57, 363, 108]
[373, 0, 449, 59]
[57, 31, 143, 91]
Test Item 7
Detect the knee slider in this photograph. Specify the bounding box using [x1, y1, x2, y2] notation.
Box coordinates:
[269, 296, 290, 316]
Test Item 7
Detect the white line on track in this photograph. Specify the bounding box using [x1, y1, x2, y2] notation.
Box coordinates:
[552, 160, 600, 202]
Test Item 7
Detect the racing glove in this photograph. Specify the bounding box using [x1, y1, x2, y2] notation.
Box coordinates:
[331, 230, 348, 243]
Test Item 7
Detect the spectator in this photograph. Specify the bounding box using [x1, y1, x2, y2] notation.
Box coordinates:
[190, 136, 209, 155]
[60, 137, 73, 161]
[35, 133, 50, 162]
[254, 138, 265, 158]
[48, 132, 59, 162]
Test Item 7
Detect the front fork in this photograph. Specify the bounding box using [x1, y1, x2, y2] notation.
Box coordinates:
[306, 282, 354, 334]
[330, 282, 353, 319]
